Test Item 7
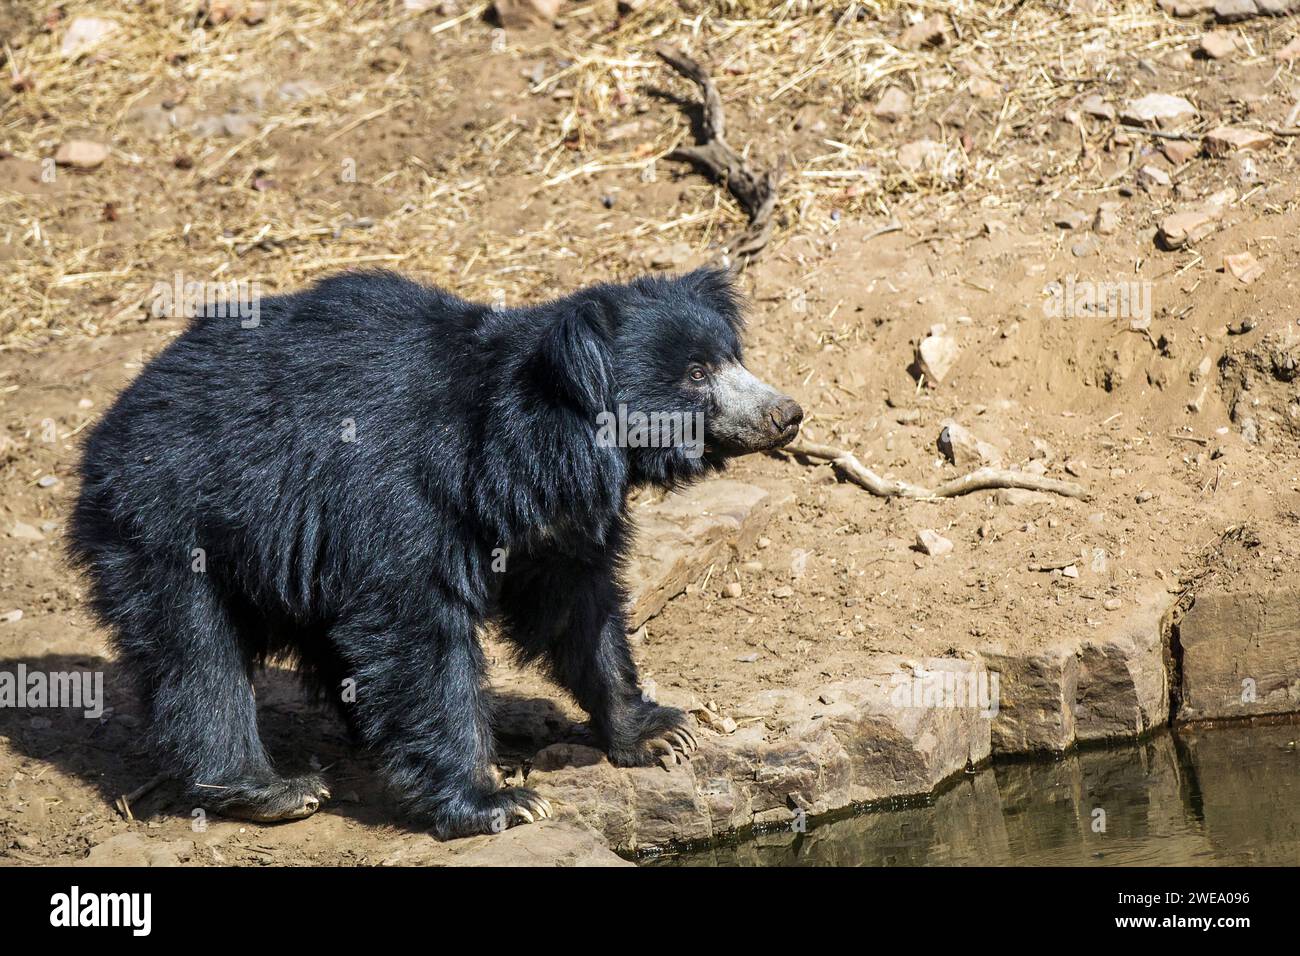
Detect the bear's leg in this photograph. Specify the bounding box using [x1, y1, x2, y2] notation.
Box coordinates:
[113, 564, 329, 823]
[330, 600, 551, 838]
[497, 558, 697, 767]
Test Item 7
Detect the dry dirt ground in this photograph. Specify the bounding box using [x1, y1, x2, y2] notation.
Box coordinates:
[2, 1, 1299, 865]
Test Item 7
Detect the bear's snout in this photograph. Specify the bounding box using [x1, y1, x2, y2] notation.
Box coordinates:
[768, 396, 803, 446]
[708, 363, 802, 454]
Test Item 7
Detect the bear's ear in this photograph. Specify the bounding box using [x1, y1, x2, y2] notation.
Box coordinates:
[679, 267, 745, 334]
[527, 301, 613, 415]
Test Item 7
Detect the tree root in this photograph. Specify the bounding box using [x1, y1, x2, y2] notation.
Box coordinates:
[782, 441, 1092, 501]
[655, 45, 782, 264]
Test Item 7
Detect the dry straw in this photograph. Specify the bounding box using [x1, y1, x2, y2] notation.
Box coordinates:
[0, 1, 1275, 347]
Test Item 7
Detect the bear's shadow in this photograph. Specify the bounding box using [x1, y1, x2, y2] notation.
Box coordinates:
[0, 653, 590, 833]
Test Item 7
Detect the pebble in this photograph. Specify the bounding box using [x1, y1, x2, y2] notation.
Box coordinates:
[873, 86, 912, 123]
[1158, 188, 1236, 249]
[0, 610, 22, 624]
[1199, 31, 1238, 59]
[772, 586, 793, 599]
[915, 529, 953, 557]
[916, 330, 959, 384]
[37, 475, 60, 489]
[1276, 36, 1300, 63]
[1204, 126, 1272, 157]
[1121, 93, 1197, 128]
[1224, 251, 1265, 285]
[1137, 165, 1172, 190]
[1103, 597, 1123, 611]
[493, 0, 562, 28]
[937, 421, 1002, 467]
[10, 522, 43, 541]
[61, 17, 117, 59]
[899, 14, 947, 49]
[1065, 459, 1087, 477]
[757, 537, 771, 550]
[55, 140, 110, 170]
[1136, 490, 1155, 503]
[722, 582, 743, 599]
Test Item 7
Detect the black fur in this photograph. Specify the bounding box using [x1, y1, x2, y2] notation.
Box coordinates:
[67, 268, 764, 837]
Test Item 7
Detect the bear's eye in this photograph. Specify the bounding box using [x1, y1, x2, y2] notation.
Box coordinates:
[688, 364, 707, 383]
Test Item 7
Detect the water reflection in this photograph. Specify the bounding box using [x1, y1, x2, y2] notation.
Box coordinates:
[653, 723, 1300, 866]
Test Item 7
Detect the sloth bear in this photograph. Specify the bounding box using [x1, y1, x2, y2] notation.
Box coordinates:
[68, 267, 802, 838]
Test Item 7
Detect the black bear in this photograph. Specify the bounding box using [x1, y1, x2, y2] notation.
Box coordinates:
[68, 268, 802, 837]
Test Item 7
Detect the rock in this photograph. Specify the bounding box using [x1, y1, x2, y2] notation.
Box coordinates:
[439, 821, 629, 867]
[915, 330, 959, 384]
[1158, 0, 1216, 14]
[0, 610, 22, 624]
[647, 241, 692, 269]
[1214, 0, 1261, 22]
[1191, 354, 1214, 383]
[1080, 94, 1115, 121]
[1204, 126, 1272, 157]
[1121, 93, 1197, 129]
[1224, 251, 1264, 284]
[625, 480, 791, 628]
[1137, 164, 1172, 190]
[873, 86, 912, 123]
[937, 421, 1002, 467]
[980, 644, 1078, 752]
[1074, 589, 1173, 741]
[914, 529, 953, 557]
[1163, 139, 1200, 165]
[722, 581, 742, 599]
[1157, 188, 1236, 250]
[1275, 36, 1300, 62]
[1104, 597, 1123, 611]
[54, 141, 110, 170]
[528, 658, 992, 851]
[81, 834, 193, 867]
[1199, 31, 1239, 59]
[1178, 585, 1300, 721]
[61, 17, 117, 59]
[493, 0, 561, 27]
[1064, 459, 1087, 477]
[1071, 235, 1099, 258]
[897, 138, 945, 172]
[1093, 203, 1120, 235]
[10, 521, 43, 541]
[899, 14, 947, 49]
[37, 474, 59, 488]
[1135, 490, 1155, 503]
[1054, 208, 1090, 230]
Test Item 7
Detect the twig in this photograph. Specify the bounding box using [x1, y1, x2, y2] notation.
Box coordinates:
[783, 441, 1091, 501]
[655, 46, 783, 263]
[114, 773, 170, 821]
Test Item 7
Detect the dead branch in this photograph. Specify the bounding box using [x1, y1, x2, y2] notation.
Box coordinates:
[114, 772, 170, 821]
[655, 45, 782, 263]
[783, 441, 1091, 501]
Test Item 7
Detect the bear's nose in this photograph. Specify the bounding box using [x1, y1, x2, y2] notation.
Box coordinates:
[769, 397, 804, 434]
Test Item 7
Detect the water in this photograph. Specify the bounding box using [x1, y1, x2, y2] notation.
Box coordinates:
[650, 723, 1300, 866]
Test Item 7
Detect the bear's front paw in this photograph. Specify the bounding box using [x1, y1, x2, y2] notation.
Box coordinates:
[607, 705, 698, 768]
[433, 787, 554, 839]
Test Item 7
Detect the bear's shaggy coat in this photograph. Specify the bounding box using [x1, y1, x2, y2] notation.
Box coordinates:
[69, 268, 800, 836]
